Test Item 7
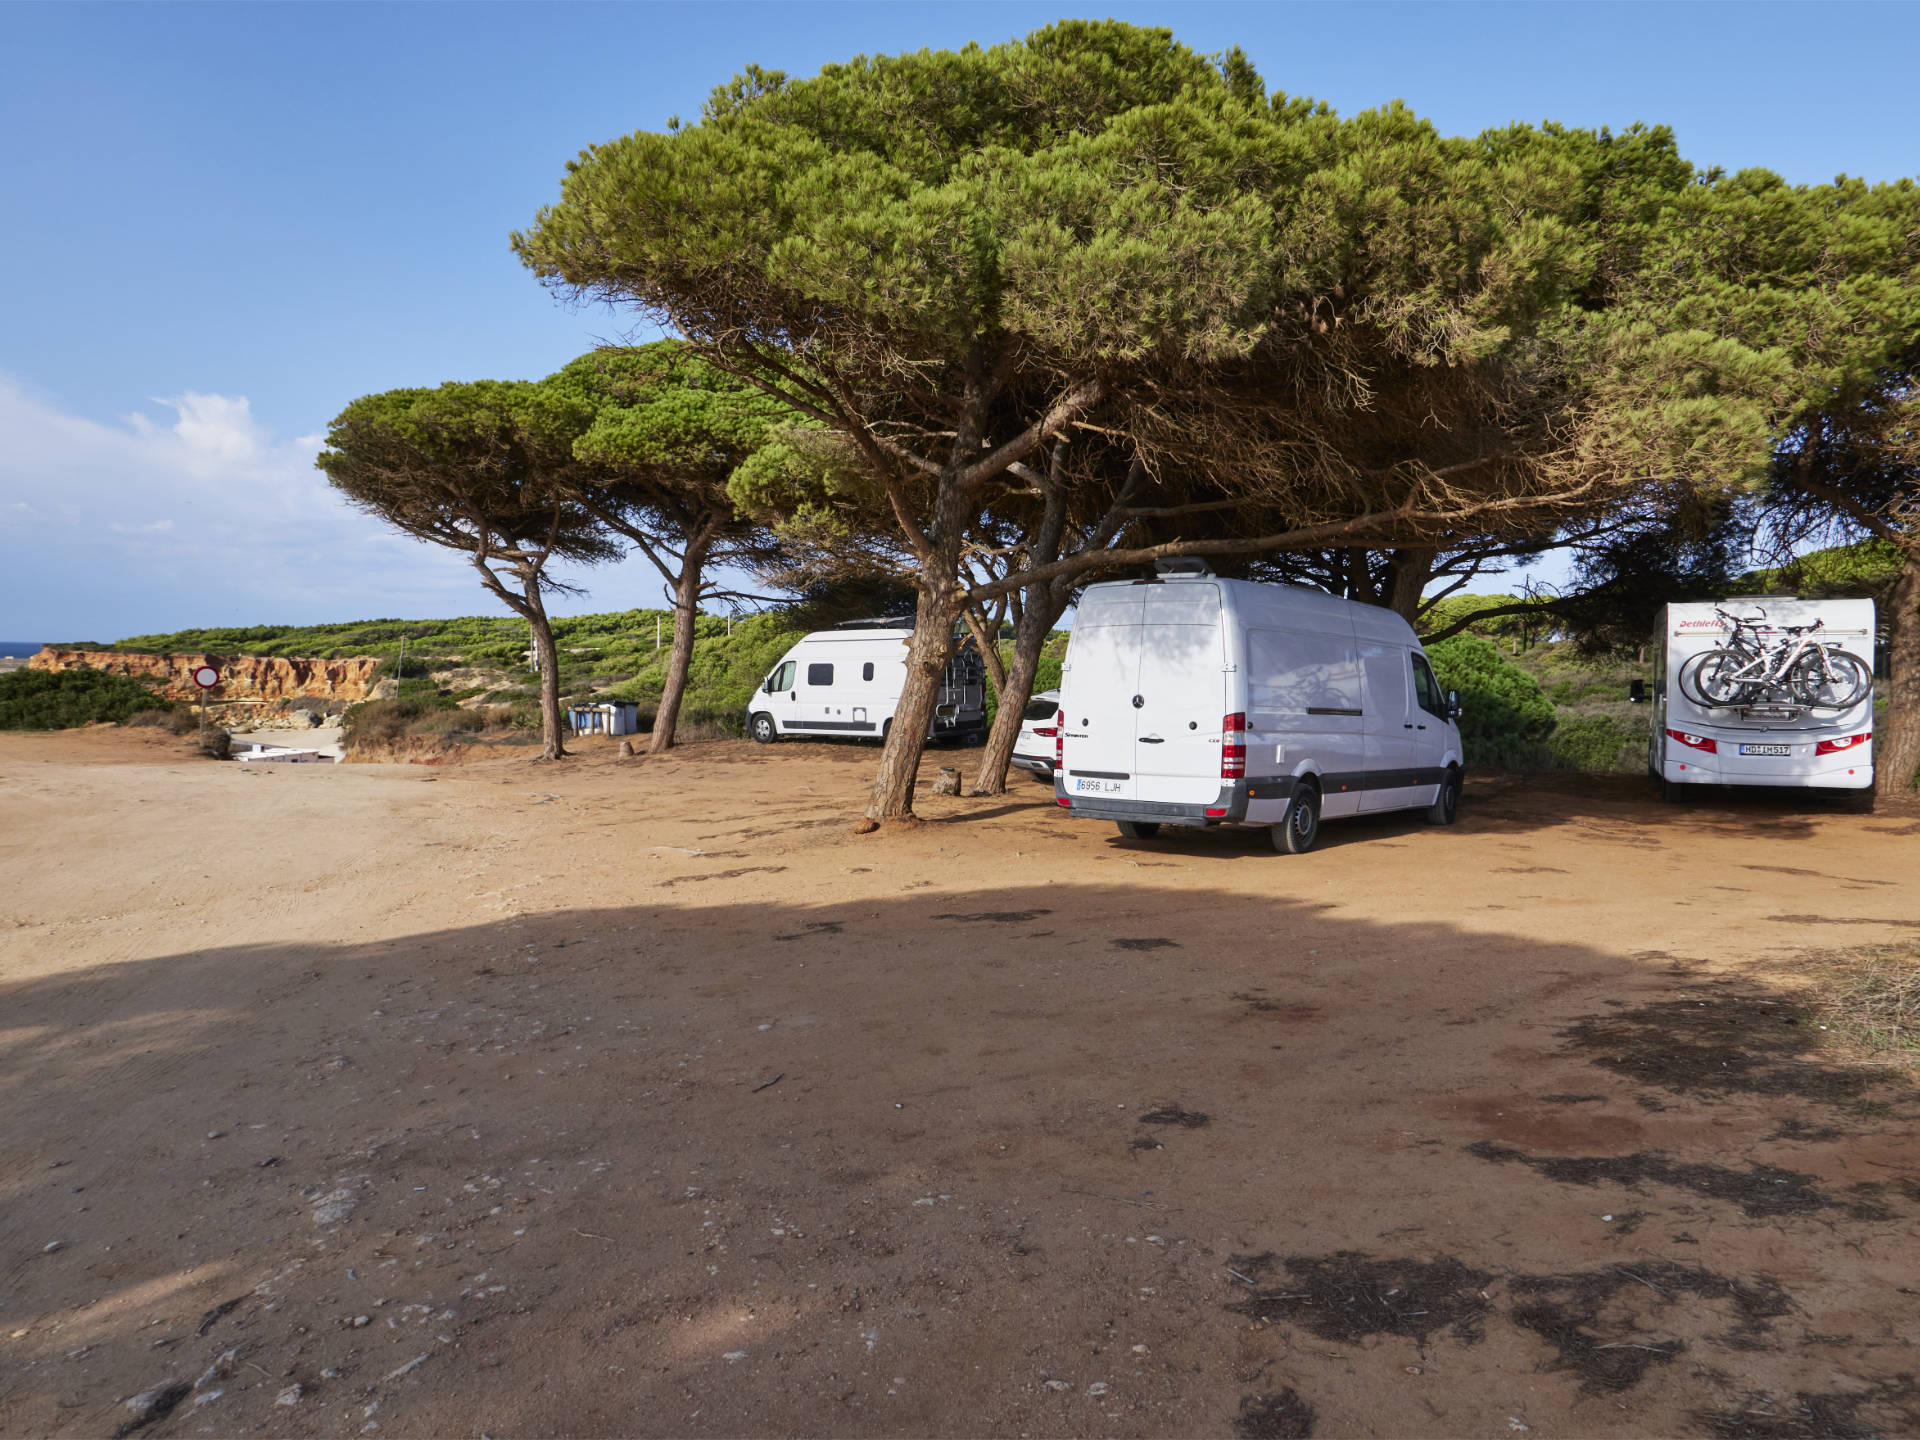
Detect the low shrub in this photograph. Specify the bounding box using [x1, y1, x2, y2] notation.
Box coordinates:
[0, 668, 176, 729]
[1546, 714, 1644, 773]
[341, 697, 538, 757]
[126, 707, 201, 736]
[1803, 941, 1920, 1072]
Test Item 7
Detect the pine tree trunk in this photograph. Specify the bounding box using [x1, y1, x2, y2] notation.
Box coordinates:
[864, 590, 961, 822]
[965, 606, 1007, 704]
[1879, 547, 1920, 793]
[971, 594, 1065, 796]
[1387, 548, 1435, 624]
[650, 544, 709, 755]
[527, 594, 566, 762]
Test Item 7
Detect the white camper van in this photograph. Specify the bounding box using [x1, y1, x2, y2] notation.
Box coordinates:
[1054, 564, 1465, 853]
[747, 623, 988, 746]
[1651, 598, 1876, 803]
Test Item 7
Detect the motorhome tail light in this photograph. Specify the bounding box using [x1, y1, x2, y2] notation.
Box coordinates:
[1221, 712, 1247, 779]
[1666, 729, 1717, 753]
[1815, 731, 1871, 756]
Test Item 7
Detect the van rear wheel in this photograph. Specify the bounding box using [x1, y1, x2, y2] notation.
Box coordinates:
[1272, 785, 1320, 854]
[1116, 820, 1161, 840]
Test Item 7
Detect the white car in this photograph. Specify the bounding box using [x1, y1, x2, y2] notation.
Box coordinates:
[1011, 689, 1061, 782]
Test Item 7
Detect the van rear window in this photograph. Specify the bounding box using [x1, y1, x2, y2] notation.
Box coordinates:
[806, 663, 833, 686]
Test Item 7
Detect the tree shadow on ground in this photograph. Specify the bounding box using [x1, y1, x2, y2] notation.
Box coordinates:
[2, 885, 1916, 1439]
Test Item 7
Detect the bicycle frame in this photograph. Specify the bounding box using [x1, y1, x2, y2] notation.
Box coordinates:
[1702, 610, 1850, 702]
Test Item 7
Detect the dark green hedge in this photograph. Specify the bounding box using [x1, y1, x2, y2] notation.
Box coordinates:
[0, 669, 177, 730]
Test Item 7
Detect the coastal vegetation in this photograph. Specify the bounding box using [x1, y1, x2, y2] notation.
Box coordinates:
[0, 669, 176, 730]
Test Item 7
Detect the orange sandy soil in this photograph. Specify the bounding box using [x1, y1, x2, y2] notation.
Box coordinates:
[2, 727, 1918, 1438]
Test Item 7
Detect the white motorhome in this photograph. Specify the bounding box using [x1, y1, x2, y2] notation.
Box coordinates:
[1651, 598, 1876, 803]
[1054, 564, 1465, 853]
[747, 623, 987, 746]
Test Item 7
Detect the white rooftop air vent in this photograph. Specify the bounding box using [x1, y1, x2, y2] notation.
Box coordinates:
[1154, 556, 1214, 576]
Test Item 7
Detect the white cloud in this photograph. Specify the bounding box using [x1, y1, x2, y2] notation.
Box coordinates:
[0, 377, 582, 641]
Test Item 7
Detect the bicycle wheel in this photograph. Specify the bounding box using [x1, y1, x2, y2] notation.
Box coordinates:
[1789, 649, 1871, 709]
[1679, 649, 1752, 707]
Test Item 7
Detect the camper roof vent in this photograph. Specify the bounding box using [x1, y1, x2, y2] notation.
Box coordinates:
[1154, 556, 1214, 577]
[835, 615, 915, 630]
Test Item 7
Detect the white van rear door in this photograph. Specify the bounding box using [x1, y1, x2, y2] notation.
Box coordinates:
[1063, 586, 1143, 799]
[1358, 642, 1417, 811]
[1135, 584, 1227, 804]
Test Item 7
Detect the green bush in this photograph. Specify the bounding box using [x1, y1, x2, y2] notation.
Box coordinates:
[1031, 652, 1064, 698]
[604, 613, 805, 731]
[1546, 714, 1642, 772]
[1426, 633, 1557, 767]
[0, 669, 176, 729]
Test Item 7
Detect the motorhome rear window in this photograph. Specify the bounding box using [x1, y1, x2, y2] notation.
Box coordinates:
[807, 663, 833, 686]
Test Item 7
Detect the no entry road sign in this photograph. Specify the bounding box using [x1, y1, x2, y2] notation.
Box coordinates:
[192, 665, 220, 690]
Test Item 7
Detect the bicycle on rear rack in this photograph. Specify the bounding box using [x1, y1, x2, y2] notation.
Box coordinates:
[1676, 605, 1872, 711]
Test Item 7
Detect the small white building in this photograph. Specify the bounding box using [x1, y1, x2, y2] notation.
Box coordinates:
[568, 701, 640, 737]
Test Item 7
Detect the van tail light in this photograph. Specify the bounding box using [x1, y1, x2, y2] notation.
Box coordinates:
[1666, 729, 1717, 753]
[1055, 716, 1065, 767]
[1222, 711, 1247, 779]
[1815, 732, 1871, 756]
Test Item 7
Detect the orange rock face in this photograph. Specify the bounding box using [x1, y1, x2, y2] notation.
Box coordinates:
[29, 649, 384, 703]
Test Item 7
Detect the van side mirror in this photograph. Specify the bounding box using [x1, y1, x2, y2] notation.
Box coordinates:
[1446, 689, 1463, 721]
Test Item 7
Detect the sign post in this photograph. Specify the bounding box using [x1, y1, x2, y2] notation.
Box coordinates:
[192, 663, 220, 731]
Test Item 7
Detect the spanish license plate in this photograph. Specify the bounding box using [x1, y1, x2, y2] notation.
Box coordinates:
[1739, 744, 1790, 756]
[1074, 777, 1124, 794]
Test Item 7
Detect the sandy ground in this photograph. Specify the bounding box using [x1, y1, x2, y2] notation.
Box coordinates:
[2, 728, 1918, 1439]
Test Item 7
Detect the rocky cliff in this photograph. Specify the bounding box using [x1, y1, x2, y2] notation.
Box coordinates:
[29, 649, 384, 703]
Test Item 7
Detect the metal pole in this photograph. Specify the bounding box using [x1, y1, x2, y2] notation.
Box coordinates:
[656, 616, 661, 651]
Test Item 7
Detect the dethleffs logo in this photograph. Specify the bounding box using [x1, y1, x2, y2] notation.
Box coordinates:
[1676, 619, 1729, 630]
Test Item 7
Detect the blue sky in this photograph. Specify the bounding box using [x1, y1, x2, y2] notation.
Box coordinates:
[3, 1, 1916, 641]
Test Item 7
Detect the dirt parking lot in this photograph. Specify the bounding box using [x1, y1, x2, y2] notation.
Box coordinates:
[2, 729, 1918, 1438]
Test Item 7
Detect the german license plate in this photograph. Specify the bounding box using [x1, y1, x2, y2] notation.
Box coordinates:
[1074, 777, 1124, 794]
[1739, 744, 1790, 756]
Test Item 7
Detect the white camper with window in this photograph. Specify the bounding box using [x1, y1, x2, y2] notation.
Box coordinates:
[1651, 598, 1876, 804]
[747, 624, 987, 746]
[1054, 563, 1465, 853]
